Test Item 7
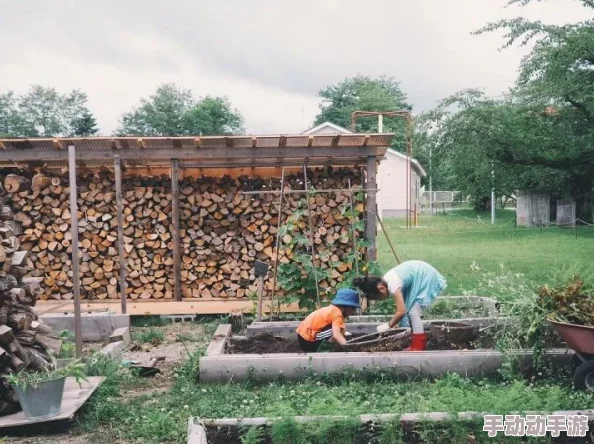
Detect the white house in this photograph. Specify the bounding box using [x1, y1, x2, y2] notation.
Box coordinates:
[302, 122, 426, 217]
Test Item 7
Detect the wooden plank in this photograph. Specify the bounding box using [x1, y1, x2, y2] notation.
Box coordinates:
[171, 159, 181, 301]
[365, 155, 378, 261]
[68, 145, 83, 359]
[114, 155, 127, 314]
[0, 146, 380, 162]
[0, 377, 104, 428]
[34, 300, 303, 316]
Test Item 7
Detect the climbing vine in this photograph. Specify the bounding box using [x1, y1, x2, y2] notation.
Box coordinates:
[274, 189, 379, 311]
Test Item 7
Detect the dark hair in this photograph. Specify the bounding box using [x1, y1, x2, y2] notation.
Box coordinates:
[352, 276, 384, 299]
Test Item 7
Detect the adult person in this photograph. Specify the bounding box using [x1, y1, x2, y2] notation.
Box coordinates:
[353, 260, 446, 351]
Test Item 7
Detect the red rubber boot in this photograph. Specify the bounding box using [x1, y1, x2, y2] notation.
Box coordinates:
[404, 333, 428, 351]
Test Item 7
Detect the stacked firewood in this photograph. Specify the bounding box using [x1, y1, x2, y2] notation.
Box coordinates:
[4, 167, 365, 301]
[0, 184, 62, 415]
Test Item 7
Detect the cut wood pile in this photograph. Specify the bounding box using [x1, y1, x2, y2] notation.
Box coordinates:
[3, 167, 365, 301]
[0, 186, 62, 415]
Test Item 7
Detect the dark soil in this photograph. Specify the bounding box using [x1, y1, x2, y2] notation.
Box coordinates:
[228, 332, 487, 354]
[228, 333, 304, 354]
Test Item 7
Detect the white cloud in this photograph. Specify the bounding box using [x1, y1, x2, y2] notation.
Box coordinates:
[0, 0, 590, 135]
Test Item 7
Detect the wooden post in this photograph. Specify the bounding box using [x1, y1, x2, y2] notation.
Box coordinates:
[68, 145, 83, 359]
[347, 179, 359, 277]
[256, 276, 264, 322]
[114, 155, 127, 314]
[365, 156, 378, 261]
[171, 159, 182, 301]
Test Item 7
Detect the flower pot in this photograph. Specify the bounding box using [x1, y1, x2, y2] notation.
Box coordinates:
[13, 376, 66, 419]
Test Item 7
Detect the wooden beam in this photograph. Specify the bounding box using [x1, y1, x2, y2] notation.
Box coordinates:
[365, 156, 378, 261]
[362, 135, 369, 147]
[331, 135, 341, 146]
[53, 139, 64, 150]
[0, 146, 379, 162]
[114, 155, 127, 314]
[279, 136, 286, 147]
[171, 159, 182, 301]
[34, 300, 304, 316]
[136, 138, 146, 149]
[251, 137, 257, 148]
[0, 141, 5, 150]
[193, 138, 201, 148]
[307, 136, 314, 147]
[110, 139, 121, 150]
[68, 145, 83, 358]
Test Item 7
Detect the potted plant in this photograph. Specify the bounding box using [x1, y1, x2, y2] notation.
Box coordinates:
[3, 359, 87, 419]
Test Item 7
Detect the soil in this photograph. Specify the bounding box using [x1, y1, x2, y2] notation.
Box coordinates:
[227, 332, 486, 354]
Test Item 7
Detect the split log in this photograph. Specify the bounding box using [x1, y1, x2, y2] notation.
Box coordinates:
[4, 175, 30, 193]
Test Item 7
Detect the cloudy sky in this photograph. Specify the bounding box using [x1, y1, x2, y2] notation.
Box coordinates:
[0, 0, 589, 135]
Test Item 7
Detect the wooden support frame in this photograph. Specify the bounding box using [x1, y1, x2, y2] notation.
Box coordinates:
[68, 145, 83, 358]
[303, 166, 321, 308]
[365, 156, 378, 261]
[114, 155, 127, 314]
[171, 159, 182, 301]
[269, 168, 285, 316]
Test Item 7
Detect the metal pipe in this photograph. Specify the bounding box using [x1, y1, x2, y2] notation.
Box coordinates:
[303, 166, 321, 308]
[269, 168, 286, 319]
[239, 188, 378, 196]
[351, 110, 413, 229]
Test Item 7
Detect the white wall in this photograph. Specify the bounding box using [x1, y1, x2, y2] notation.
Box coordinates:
[378, 152, 422, 218]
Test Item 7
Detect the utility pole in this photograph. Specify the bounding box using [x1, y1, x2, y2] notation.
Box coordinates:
[491, 161, 496, 224]
[429, 147, 433, 215]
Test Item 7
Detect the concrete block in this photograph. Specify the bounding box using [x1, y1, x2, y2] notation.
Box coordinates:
[517, 190, 551, 227]
[557, 198, 576, 227]
[161, 314, 196, 323]
[39, 313, 130, 342]
[100, 340, 125, 359]
[187, 418, 208, 444]
[110, 327, 131, 345]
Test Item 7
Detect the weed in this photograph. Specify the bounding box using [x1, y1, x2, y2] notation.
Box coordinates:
[132, 316, 168, 327]
[133, 327, 165, 345]
[240, 425, 266, 444]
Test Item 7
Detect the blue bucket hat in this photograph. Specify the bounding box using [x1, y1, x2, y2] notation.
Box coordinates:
[332, 288, 360, 308]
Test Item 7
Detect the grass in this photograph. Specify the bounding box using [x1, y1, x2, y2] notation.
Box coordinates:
[76, 356, 594, 443]
[376, 209, 594, 295]
[132, 327, 165, 344]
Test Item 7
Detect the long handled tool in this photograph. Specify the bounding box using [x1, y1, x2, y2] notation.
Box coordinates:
[376, 213, 401, 264]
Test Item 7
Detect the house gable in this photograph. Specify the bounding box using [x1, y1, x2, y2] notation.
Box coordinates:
[302, 122, 352, 135]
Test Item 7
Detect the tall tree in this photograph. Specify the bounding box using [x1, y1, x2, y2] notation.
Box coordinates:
[314, 75, 411, 151]
[0, 86, 98, 137]
[71, 110, 99, 136]
[116, 84, 244, 136]
[473, 0, 594, 220]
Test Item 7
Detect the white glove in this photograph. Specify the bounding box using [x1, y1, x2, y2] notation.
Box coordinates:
[344, 332, 352, 337]
[376, 323, 391, 333]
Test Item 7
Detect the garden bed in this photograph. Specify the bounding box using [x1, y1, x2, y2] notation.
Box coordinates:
[199, 324, 572, 383]
[229, 330, 494, 354]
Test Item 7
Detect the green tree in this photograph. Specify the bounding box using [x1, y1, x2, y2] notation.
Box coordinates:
[0, 86, 97, 137]
[314, 75, 411, 151]
[423, 89, 568, 211]
[116, 83, 244, 136]
[71, 110, 99, 136]
[473, 0, 594, 220]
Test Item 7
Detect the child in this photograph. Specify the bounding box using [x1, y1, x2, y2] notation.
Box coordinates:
[296, 288, 360, 352]
[353, 260, 446, 351]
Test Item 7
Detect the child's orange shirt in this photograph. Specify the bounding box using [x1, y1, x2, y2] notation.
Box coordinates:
[296, 305, 345, 342]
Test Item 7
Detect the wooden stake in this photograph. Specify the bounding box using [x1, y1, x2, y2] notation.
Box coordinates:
[68, 145, 82, 358]
[269, 168, 285, 319]
[303, 166, 321, 308]
[365, 156, 378, 261]
[114, 155, 127, 314]
[171, 159, 182, 301]
[376, 213, 400, 264]
[347, 179, 360, 277]
[256, 276, 264, 322]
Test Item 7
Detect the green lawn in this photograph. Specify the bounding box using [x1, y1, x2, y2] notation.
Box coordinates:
[376, 209, 594, 295]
